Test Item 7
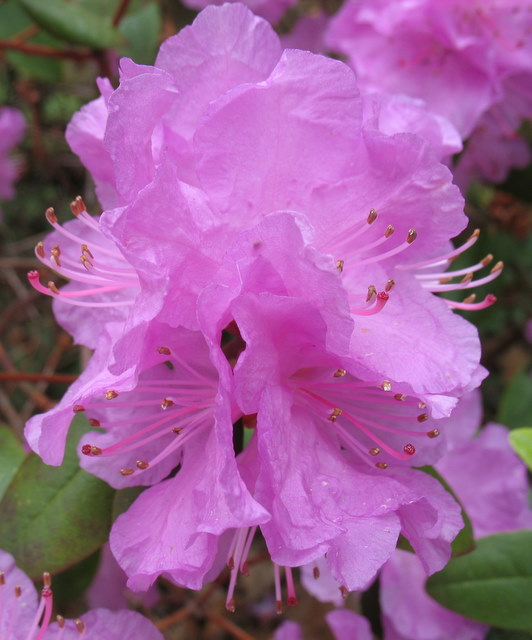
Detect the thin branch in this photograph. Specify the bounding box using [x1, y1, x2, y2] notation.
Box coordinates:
[0, 371, 78, 384]
[0, 39, 92, 60]
[112, 0, 132, 26]
[204, 612, 259, 640]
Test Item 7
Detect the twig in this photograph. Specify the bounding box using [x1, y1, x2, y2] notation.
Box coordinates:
[204, 612, 259, 640]
[112, 0, 132, 26]
[0, 372, 77, 384]
[0, 39, 92, 60]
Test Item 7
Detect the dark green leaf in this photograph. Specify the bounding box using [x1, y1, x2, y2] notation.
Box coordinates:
[509, 428, 532, 471]
[0, 425, 25, 501]
[417, 466, 475, 557]
[487, 629, 532, 640]
[427, 530, 532, 632]
[112, 485, 145, 521]
[0, 417, 115, 579]
[498, 372, 532, 430]
[17, 0, 124, 49]
[119, 3, 161, 65]
[51, 549, 101, 608]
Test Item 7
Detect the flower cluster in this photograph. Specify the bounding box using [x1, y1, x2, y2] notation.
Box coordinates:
[325, 0, 532, 189]
[25, 2, 503, 616]
[0, 549, 162, 640]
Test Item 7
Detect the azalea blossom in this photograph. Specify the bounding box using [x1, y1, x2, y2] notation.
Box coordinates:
[326, 0, 532, 188]
[0, 549, 162, 639]
[0, 106, 25, 215]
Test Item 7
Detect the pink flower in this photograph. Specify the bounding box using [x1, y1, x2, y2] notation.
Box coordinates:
[0, 549, 162, 639]
[326, 0, 532, 186]
[274, 609, 372, 640]
[0, 107, 24, 212]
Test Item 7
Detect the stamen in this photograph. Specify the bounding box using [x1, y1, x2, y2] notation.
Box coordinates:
[157, 346, 171, 355]
[45, 207, 58, 224]
[367, 208, 378, 224]
[333, 369, 347, 378]
[369, 447, 380, 456]
[70, 196, 86, 217]
[120, 468, 135, 476]
[339, 585, 349, 599]
[381, 380, 392, 392]
[35, 242, 45, 258]
[73, 405, 85, 413]
[328, 408, 343, 422]
[285, 567, 297, 606]
[427, 429, 440, 438]
[336, 259, 344, 272]
[136, 460, 149, 470]
[105, 390, 119, 400]
[417, 413, 429, 422]
[375, 462, 388, 469]
[384, 225, 395, 238]
[313, 566, 320, 579]
[385, 279, 395, 292]
[403, 444, 416, 455]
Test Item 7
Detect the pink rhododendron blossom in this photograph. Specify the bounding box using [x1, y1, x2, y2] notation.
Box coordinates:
[326, 0, 532, 188]
[0, 549, 162, 639]
[180, 0, 297, 24]
[0, 106, 25, 212]
[274, 609, 372, 640]
[58, 4, 493, 412]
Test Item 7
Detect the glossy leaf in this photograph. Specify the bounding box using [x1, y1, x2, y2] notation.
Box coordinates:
[0, 417, 115, 579]
[498, 372, 532, 430]
[0, 425, 25, 501]
[427, 531, 532, 632]
[17, 0, 123, 49]
[119, 3, 161, 65]
[509, 428, 532, 471]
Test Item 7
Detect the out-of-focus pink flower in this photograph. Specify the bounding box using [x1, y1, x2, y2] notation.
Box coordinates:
[180, 0, 297, 24]
[0, 107, 25, 211]
[273, 609, 372, 640]
[0, 549, 162, 639]
[326, 0, 532, 189]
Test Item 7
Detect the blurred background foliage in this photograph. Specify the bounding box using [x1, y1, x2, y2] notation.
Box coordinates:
[0, 1, 530, 638]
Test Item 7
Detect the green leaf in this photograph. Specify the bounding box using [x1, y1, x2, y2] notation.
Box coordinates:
[487, 629, 532, 640]
[498, 372, 532, 430]
[0, 417, 115, 580]
[112, 485, 145, 521]
[17, 0, 124, 49]
[51, 549, 101, 609]
[119, 3, 161, 65]
[509, 428, 532, 471]
[427, 530, 532, 632]
[0, 425, 25, 501]
[417, 466, 475, 557]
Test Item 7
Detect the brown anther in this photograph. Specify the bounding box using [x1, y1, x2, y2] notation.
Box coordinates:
[369, 447, 380, 456]
[157, 346, 171, 355]
[381, 380, 392, 392]
[406, 229, 417, 244]
[227, 556, 235, 570]
[491, 260, 504, 273]
[35, 241, 45, 258]
[120, 468, 135, 476]
[481, 254, 494, 266]
[333, 368, 347, 378]
[276, 600, 283, 615]
[226, 598, 236, 613]
[427, 428, 440, 438]
[75, 619, 85, 633]
[172, 427, 183, 435]
[161, 398, 174, 410]
[339, 585, 349, 599]
[88, 418, 101, 427]
[384, 224, 395, 238]
[57, 615, 65, 628]
[438, 276, 453, 284]
[105, 390, 119, 400]
[367, 208, 378, 224]
[81, 244, 94, 259]
[90, 446, 102, 456]
[14, 585, 22, 597]
[418, 401, 426, 409]
[73, 404, 85, 413]
[70, 196, 86, 216]
[385, 279, 395, 292]
[375, 462, 388, 469]
[336, 259, 344, 272]
[0, 571, 4, 585]
[394, 393, 406, 401]
[366, 284, 377, 302]
[328, 407, 343, 422]
[469, 228, 481, 240]
[48, 281, 60, 295]
[417, 413, 429, 423]
[45, 207, 58, 224]
[51, 244, 62, 267]
[81, 255, 93, 271]
[42, 572, 51, 587]
[460, 272, 474, 284]
[462, 293, 477, 304]
[313, 566, 320, 579]
[136, 460, 149, 470]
